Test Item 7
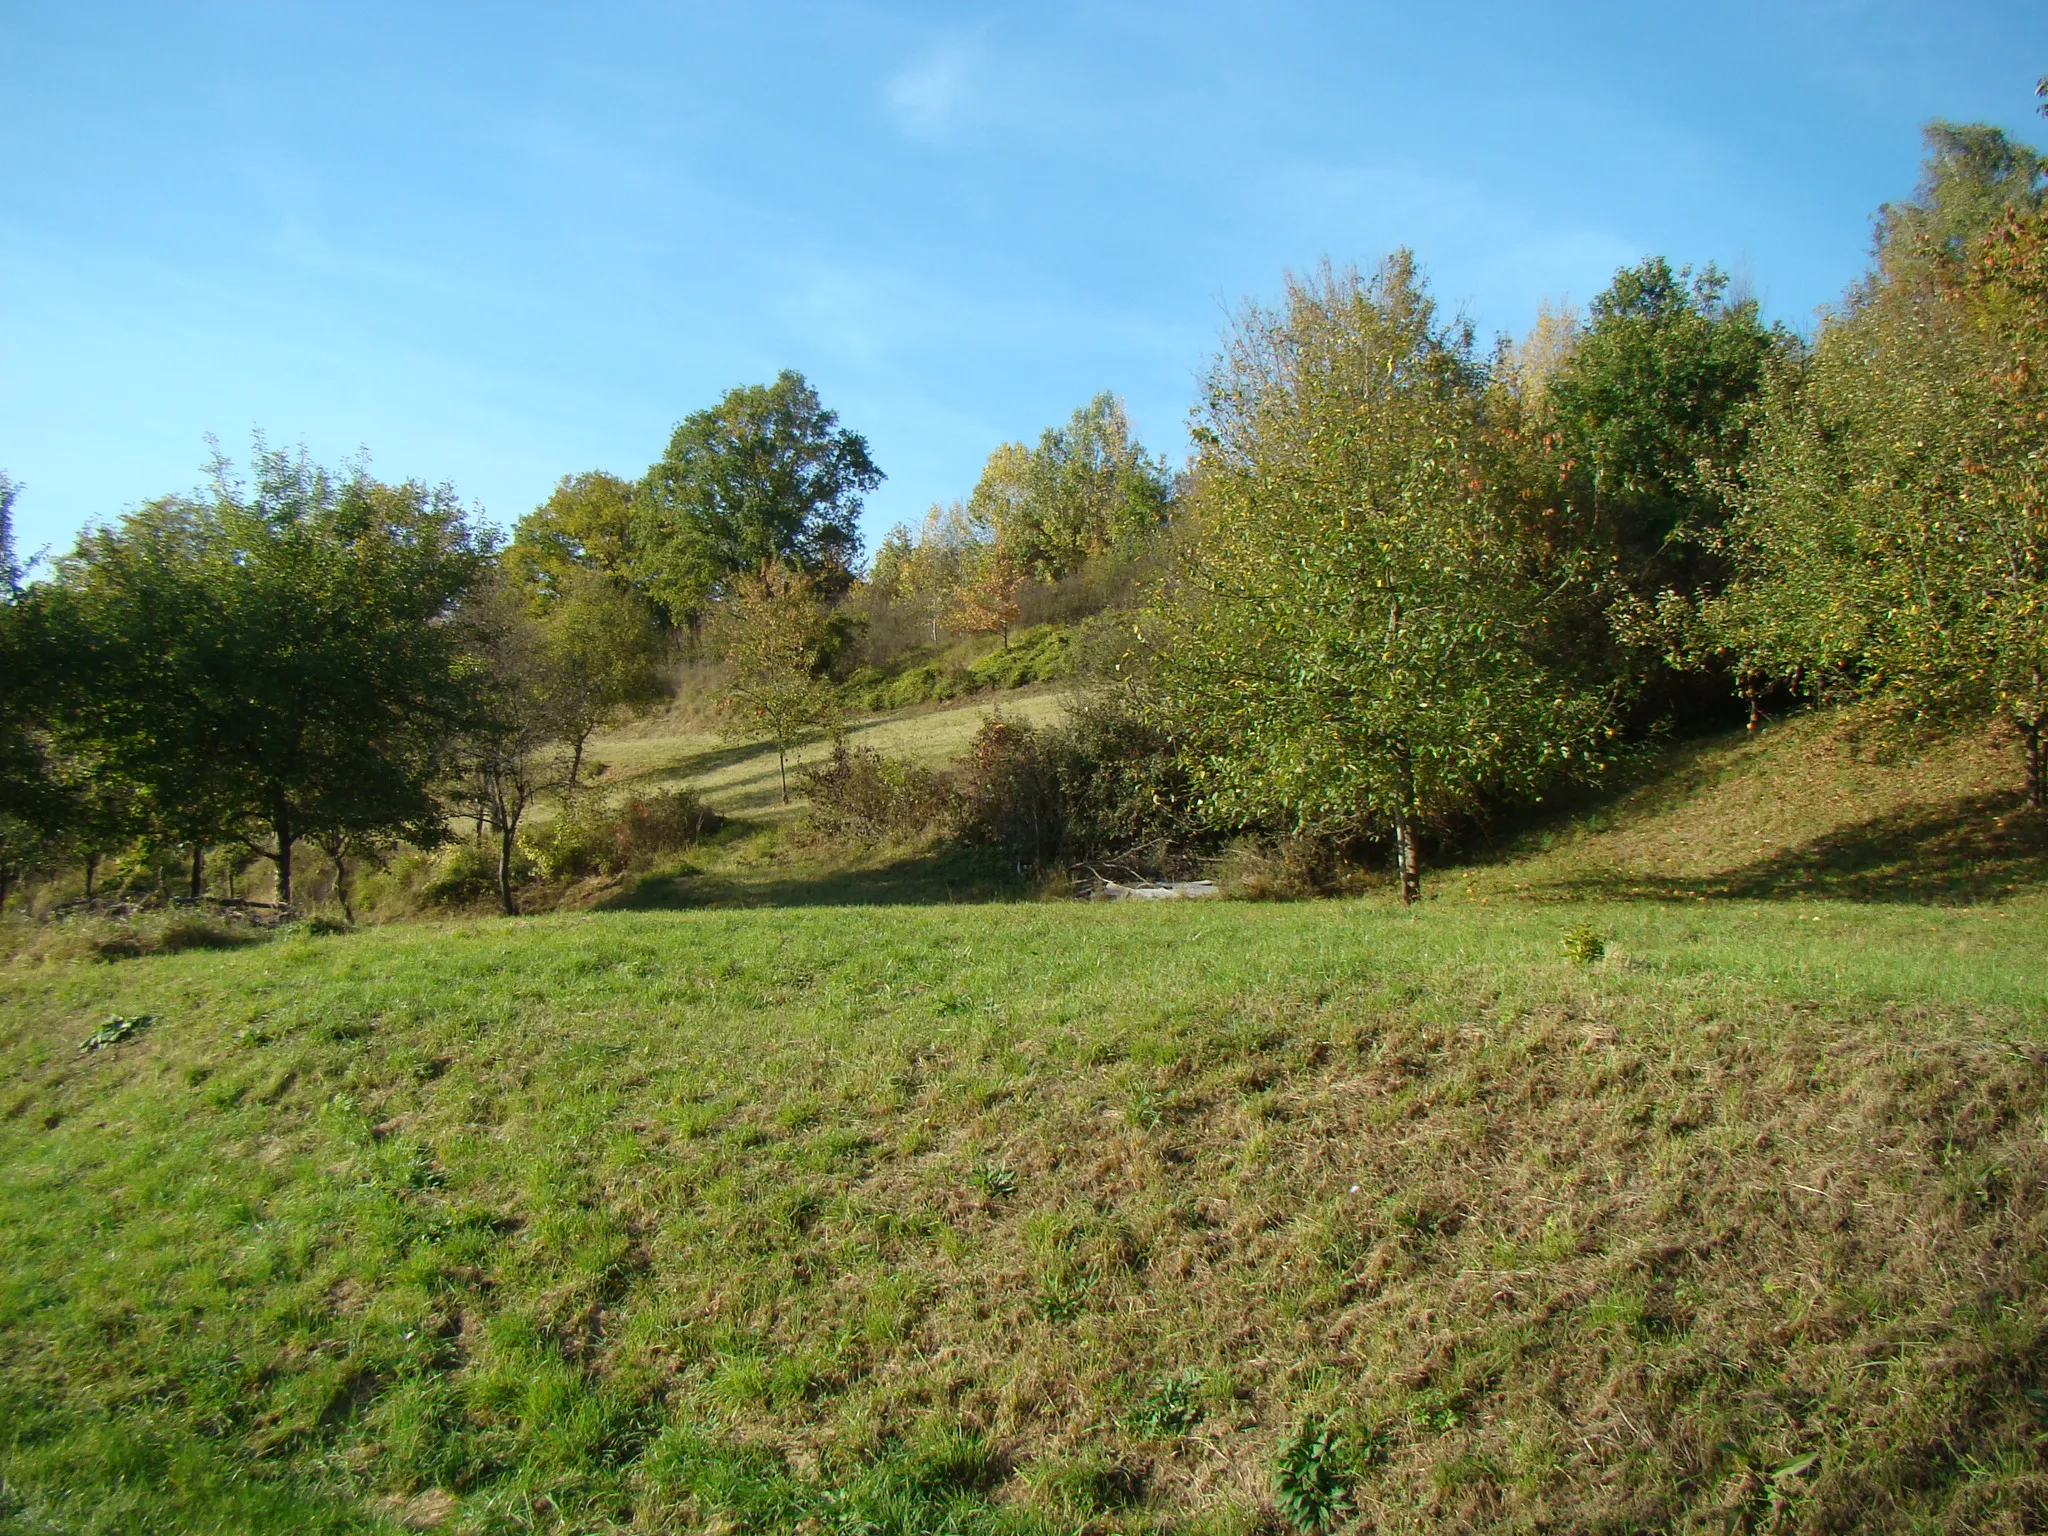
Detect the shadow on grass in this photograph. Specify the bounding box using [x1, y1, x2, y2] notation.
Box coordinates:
[601, 843, 1033, 910]
[1540, 793, 2048, 904]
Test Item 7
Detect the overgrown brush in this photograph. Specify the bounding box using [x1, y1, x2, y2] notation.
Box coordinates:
[956, 696, 1207, 878]
[522, 787, 719, 881]
[801, 740, 960, 842]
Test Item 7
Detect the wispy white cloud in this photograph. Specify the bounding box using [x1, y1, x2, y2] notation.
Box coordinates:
[885, 39, 981, 144]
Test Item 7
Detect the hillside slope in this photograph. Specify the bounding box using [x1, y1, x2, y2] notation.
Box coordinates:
[4, 891, 2047, 1533]
[1461, 710, 2048, 905]
[585, 689, 1070, 817]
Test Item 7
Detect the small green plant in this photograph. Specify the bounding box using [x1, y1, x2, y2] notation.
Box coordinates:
[1127, 1369, 1210, 1436]
[1034, 1269, 1091, 1322]
[1560, 924, 1607, 964]
[968, 1159, 1017, 1198]
[1272, 1417, 1353, 1532]
[78, 1015, 154, 1052]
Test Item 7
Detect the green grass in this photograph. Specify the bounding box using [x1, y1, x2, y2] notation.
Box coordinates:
[1462, 710, 2048, 904]
[6, 890, 2048, 1532]
[583, 689, 1069, 818]
[7, 708, 2048, 1531]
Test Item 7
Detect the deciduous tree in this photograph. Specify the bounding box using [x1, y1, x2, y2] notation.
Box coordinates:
[1153, 258, 1618, 901]
[635, 372, 880, 628]
[46, 443, 489, 904]
[1713, 122, 2048, 804]
[710, 565, 843, 803]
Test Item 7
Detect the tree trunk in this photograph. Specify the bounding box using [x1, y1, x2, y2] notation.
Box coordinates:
[332, 850, 354, 923]
[778, 746, 789, 804]
[85, 851, 99, 902]
[497, 821, 518, 916]
[1391, 804, 1421, 905]
[189, 844, 203, 901]
[270, 811, 299, 909]
[2022, 717, 2045, 811]
[273, 814, 295, 906]
[568, 731, 588, 792]
[1391, 745, 1420, 905]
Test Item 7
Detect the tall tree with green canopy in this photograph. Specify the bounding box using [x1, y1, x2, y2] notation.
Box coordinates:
[504, 471, 640, 603]
[535, 564, 669, 789]
[634, 371, 880, 627]
[1712, 115, 2048, 804]
[1542, 257, 1791, 597]
[1875, 121, 2047, 277]
[1152, 258, 1619, 901]
[967, 393, 1174, 581]
[0, 472, 70, 908]
[46, 443, 492, 904]
[446, 573, 577, 915]
[709, 564, 843, 803]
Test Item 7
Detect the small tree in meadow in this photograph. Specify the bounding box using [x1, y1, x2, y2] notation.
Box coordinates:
[710, 565, 843, 802]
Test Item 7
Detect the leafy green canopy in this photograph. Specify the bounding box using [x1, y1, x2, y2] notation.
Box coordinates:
[634, 371, 881, 625]
[1542, 258, 1790, 592]
[44, 445, 492, 902]
[1152, 258, 1619, 897]
[1713, 121, 2048, 805]
[503, 470, 638, 604]
[967, 393, 1174, 582]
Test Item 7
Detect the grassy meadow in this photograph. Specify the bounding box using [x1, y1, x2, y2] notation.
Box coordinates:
[4, 710, 2048, 1533]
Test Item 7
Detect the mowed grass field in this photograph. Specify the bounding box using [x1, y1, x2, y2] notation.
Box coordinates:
[5, 887, 2048, 1534]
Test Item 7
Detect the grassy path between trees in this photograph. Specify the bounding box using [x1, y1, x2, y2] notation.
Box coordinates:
[4, 892, 2047, 1532]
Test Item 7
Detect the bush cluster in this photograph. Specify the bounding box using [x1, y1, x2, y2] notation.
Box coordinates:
[955, 700, 1207, 878]
[520, 788, 718, 882]
[842, 626, 1074, 714]
[800, 742, 958, 842]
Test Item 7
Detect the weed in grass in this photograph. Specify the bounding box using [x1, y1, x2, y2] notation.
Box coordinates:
[1126, 1369, 1211, 1436]
[1560, 923, 1607, 964]
[1034, 1268, 1092, 1322]
[968, 1158, 1017, 1198]
[1272, 1418, 1354, 1532]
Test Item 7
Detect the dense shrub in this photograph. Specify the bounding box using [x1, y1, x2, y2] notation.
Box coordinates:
[964, 626, 1072, 691]
[421, 843, 507, 905]
[801, 742, 959, 841]
[521, 788, 718, 881]
[1212, 837, 1361, 900]
[842, 627, 1076, 714]
[956, 698, 1208, 877]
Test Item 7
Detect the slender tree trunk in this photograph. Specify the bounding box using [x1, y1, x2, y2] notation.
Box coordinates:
[332, 850, 354, 923]
[1391, 746, 1420, 905]
[497, 819, 518, 916]
[1391, 803, 1421, 905]
[778, 746, 789, 803]
[84, 851, 99, 902]
[568, 731, 588, 792]
[2022, 717, 2045, 811]
[189, 844, 203, 901]
[273, 814, 295, 906]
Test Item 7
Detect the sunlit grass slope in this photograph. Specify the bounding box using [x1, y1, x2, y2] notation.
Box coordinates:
[5, 893, 2048, 1533]
[585, 690, 1069, 817]
[1461, 711, 2048, 905]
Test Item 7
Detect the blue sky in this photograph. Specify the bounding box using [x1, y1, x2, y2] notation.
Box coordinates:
[4, 2, 2045, 563]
